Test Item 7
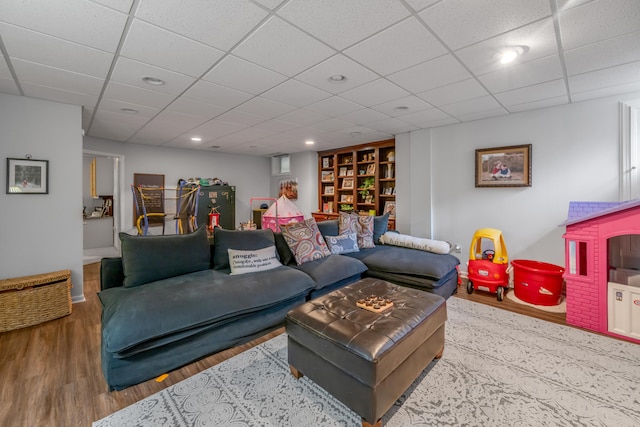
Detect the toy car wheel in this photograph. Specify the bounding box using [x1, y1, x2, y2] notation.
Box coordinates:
[497, 286, 504, 301]
[466, 281, 473, 294]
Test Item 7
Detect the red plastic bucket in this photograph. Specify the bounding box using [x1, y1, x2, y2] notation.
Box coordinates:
[512, 260, 565, 306]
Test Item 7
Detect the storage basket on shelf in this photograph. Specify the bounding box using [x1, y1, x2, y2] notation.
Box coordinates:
[0, 270, 72, 332]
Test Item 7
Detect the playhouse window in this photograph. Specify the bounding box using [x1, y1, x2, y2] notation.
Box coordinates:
[568, 240, 588, 276]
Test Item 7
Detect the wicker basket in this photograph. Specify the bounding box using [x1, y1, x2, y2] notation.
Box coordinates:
[0, 270, 72, 333]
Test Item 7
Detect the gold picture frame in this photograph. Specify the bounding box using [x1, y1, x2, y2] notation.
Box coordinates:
[475, 144, 532, 187]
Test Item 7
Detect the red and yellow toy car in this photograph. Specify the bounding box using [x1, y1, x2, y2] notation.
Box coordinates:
[467, 228, 510, 301]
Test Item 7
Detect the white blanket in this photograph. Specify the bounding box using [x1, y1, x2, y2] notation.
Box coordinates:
[379, 232, 451, 254]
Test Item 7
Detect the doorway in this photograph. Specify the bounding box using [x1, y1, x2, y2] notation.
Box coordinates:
[82, 150, 124, 264]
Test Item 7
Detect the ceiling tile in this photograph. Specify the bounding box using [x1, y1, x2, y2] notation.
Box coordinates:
[0, 23, 114, 79]
[494, 79, 567, 106]
[340, 108, 391, 125]
[235, 96, 296, 118]
[233, 16, 335, 76]
[439, 95, 504, 117]
[261, 79, 331, 107]
[418, 78, 489, 107]
[103, 81, 174, 109]
[277, 108, 329, 126]
[295, 54, 379, 94]
[134, 110, 209, 142]
[215, 110, 269, 126]
[454, 18, 558, 76]
[398, 108, 458, 127]
[92, 0, 134, 14]
[313, 118, 356, 132]
[252, 0, 287, 10]
[420, 0, 550, 50]
[345, 17, 447, 76]
[0, 0, 127, 52]
[134, 0, 268, 50]
[110, 57, 196, 95]
[506, 95, 569, 113]
[166, 97, 226, 119]
[120, 19, 224, 77]
[304, 96, 364, 116]
[568, 60, 640, 93]
[91, 109, 149, 139]
[559, 0, 640, 50]
[278, 0, 410, 50]
[202, 55, 287, 95]
[564, 31, 640, 76]
[251, 119, 301, 134]
[186, 120, 245, 141]
[363, 117, 416, 133]
[404, 0, 441, 13]
[0, 77, 20, 95]
[571, 80, 640, 102]
[20, 82, 98, 107]
[388, 54, 471, 93]
[98, 98, 160, 118]
[182, 81, 253, 109]
[371, 95, 433, 117]
[479, 55, 564, 93]
[12, 58, 104, 97]
[454, 107, 508, 122]
[340, 78, 410, 107]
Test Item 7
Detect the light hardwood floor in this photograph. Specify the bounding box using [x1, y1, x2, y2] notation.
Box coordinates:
[1, 264, 567, 426]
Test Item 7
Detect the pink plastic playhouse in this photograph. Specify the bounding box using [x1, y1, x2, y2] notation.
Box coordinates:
[562, 200, 640, 343]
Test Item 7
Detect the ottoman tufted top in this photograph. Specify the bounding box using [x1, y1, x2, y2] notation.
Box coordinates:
[286, 278, 446, 364]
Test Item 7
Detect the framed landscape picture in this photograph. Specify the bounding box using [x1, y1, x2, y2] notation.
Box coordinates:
[342, 177, 354, 189]
[6, 158, 49, 194]
[475, 144, 532, 187]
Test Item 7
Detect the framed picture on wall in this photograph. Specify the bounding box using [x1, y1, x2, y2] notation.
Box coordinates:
[6, 158, 49, 194]
[475, 144, 532, 187]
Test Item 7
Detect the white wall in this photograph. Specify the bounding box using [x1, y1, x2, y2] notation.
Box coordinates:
[271, 151, 317, 217]
[83, 137, 271, 232]
[0, 93, 83, 300]
[398, 92, 640, 272]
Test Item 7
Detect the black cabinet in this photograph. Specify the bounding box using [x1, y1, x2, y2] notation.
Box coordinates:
[196, 185, 236, 230]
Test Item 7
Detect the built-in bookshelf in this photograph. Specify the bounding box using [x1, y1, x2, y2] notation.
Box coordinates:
[315, 139, 395, 229]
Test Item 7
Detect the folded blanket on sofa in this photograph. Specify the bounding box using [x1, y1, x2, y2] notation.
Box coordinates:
[379, 232, 451, 254]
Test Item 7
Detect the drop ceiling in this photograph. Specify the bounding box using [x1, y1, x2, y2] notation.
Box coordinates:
[1, 0, 639, 156]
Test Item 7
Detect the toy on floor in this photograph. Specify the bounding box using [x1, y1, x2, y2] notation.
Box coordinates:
[467, 228, 510, 301]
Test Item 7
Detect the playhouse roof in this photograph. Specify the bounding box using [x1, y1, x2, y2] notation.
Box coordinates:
[263, 195, 303, 218]
[561, 199, 640, 226]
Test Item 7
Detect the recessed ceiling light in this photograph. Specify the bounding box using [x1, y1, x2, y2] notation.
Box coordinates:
[120, 108, 138, 114]
[209, 145, 220, 149]
[394, 106, 409, 111]
[141, 76, 165, 85]
[496, 46, 528, 64]
[191, 137, 202, 142]
[328, 74, 347, 83]
[350, 131, 361, 137]
[305, 140, 315, 145]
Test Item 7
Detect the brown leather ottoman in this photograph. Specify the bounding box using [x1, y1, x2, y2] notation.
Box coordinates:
[285, 278, 447, 427]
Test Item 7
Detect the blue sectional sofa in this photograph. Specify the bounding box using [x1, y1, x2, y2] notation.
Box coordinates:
[99, 219, 459, 390]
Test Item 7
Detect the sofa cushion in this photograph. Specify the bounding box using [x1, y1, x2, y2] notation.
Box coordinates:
[213, 228, 275, 270]
[344, 245, 460, 280]
[373, 212, 390, 244]
[324, 233, 359, 255]
[316, 219, 338, 237]
[281, 218, 331, 265]
[339, 212, 374, 249]
[274, 232, 295, 266]
[228, 246, 282, 275]
[98, 267, 315, 356]
[291, 254, 367, 292]
[119, 227, 210, 288]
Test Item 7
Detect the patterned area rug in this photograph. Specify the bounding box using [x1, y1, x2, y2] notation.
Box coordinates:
[94, 298, 640, 427]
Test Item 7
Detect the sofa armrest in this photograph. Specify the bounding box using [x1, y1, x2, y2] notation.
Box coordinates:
[101, 257, 124, 291]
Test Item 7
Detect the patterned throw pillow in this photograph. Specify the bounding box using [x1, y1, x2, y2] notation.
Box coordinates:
[281, 218, 331, 265]
[338, 212, 375, 249]
[324, 233, 359, 255]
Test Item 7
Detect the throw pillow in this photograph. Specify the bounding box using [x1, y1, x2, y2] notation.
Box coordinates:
[213, 228, 275, 270]
[119, 226, 210, 288]
[338, 212, 375, 249]
[373, 212, 390, 244]
[324, 233, 359, 255]
[228, 246, 282, 275]
[281, 218, 331, 265]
